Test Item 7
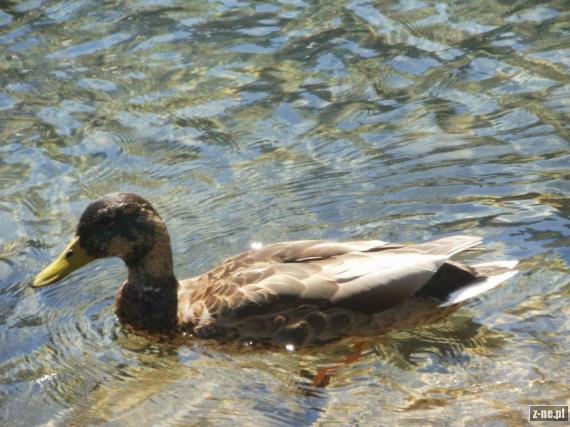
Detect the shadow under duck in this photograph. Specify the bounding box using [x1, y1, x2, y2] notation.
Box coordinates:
[33, 193, 518, 347]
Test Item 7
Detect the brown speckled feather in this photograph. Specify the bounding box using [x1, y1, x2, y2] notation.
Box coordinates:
[175, 235, 515, 345]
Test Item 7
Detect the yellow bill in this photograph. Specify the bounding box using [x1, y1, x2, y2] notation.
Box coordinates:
[33, 236, 95, 287]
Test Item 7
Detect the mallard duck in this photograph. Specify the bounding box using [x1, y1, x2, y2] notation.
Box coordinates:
[33, 193, 518, 347]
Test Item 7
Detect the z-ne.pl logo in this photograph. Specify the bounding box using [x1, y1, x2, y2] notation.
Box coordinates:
[529, 405, 568, 422]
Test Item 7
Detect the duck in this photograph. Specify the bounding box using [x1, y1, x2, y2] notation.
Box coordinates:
[33, 192, 518, 347]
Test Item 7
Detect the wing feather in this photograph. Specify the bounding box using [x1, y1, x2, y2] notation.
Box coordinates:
[180, 236, 484, 327]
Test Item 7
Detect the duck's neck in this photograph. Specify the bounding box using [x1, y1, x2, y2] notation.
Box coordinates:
[117, 228, 179, 332]
[127, 240, 177, 291]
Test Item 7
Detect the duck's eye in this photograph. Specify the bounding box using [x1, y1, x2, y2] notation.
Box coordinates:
[98, 216, 113, 227]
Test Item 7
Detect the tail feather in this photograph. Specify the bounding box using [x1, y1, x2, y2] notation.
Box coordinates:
[472, 260, 518, 274]
[410, 235, 483, 257]
[439, 260, 518, 307]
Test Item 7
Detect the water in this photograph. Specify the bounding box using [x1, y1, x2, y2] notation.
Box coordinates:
[1, 0, 568, 425]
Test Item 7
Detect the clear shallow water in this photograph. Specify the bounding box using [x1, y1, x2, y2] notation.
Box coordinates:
[0, 0, 568, 425]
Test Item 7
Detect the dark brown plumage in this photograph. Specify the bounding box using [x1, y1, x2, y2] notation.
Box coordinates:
[33, 193, 518, 347]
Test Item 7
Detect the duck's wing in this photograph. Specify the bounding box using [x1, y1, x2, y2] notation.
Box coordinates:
[179, 239, 394, 285]
[180, 236, 484, 328]
[211, 239, 398, 275]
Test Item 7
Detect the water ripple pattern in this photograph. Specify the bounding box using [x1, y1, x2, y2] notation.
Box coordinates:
[0, 0, 568, 425]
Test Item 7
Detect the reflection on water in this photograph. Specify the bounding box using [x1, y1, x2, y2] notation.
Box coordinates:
[0, 0, 568, 425]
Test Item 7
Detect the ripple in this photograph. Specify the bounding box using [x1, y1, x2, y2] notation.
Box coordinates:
[46, 33, 133, 60]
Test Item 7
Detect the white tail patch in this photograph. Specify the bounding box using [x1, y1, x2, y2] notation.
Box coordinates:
[440, 260, 518, 307]
[472, 260, 519, 269]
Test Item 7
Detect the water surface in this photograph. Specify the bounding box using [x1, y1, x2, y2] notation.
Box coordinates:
[0, 0, 569, 425]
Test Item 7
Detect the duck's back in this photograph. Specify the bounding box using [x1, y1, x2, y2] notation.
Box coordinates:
[176, 236, 517, 346]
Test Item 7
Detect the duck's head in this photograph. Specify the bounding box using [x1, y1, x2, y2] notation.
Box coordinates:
[33, 193, 164, 287]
